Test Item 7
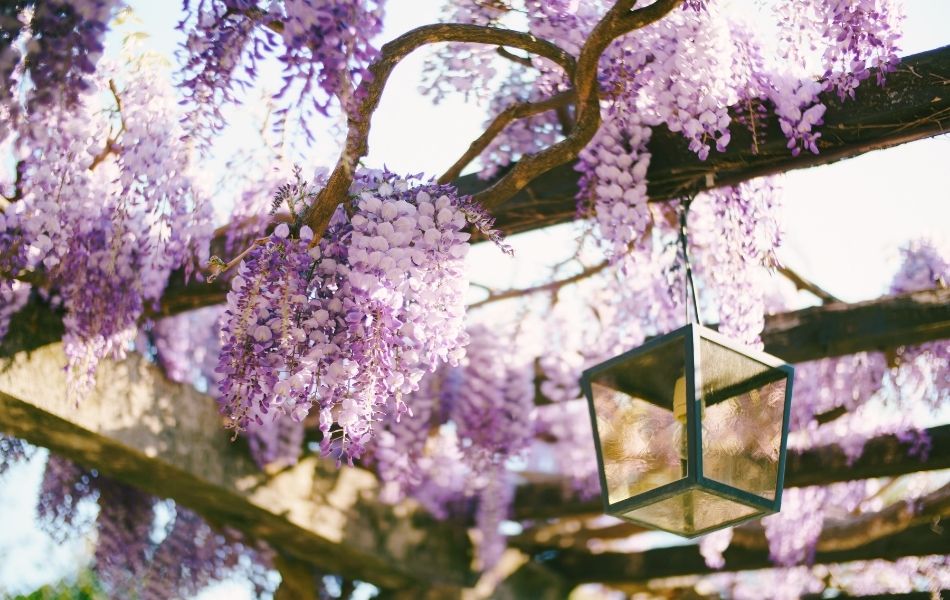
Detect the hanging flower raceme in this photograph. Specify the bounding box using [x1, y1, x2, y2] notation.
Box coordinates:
[215, 223, 316, 432]
[178, 0, 385, 145]
[142, 506, 274, 600]
[452, 324, 535, 471]
[33, 452, 274, 599]
[691, 178, 783, 348]
[216, 171, 493, 464]
[576, 108, 652, 261]
[0, 63, 213, 399]
[36, 454, 98, 543]
[448, 324, 535, 568]
[94, 478, 155, 598]
[0, 0, 120, 116]
[374, 368, 443, 504]
[887, 240, 949, 413]
[419, 0, 507, 104]
[246, 409, 306, 471]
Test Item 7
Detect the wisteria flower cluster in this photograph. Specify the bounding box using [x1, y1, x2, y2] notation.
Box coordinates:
[374, 368, 443, 504]
[576, 109, 652, 260]
[179, 0, 384, 144]
[887, 240, 949, 413]
[779, 0, 903, 100]
[217, 172, 489, 463]
[452, 324, 535, 471]
[28, 451, 275, 599]
[452, 325, 536, 567]
[0, 0, 119, 117]
[0, 63, 213, 399]
[419, 0, 507, 104]
[691, 178, 783, 348]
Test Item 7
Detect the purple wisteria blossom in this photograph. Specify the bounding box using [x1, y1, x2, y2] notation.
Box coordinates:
[0, 0, 119, 113]
[374, 369, 442, 504]
[94, 477, 155, 597]
[36, 454, 98, 543]
[178, 0, 384, 145]
[0, 62, 213, 399]
[0, 434, 33, 476]
[142, 506, 274, 599]
[217, 171, 491, 464]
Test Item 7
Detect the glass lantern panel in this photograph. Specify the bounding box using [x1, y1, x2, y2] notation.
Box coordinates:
[699, 338, 787, 501]
[588, 336, 687, 506]
[620, 489, 762, 536]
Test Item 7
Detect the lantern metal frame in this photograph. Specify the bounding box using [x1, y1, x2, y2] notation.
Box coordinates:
[580, 322, 795, 538]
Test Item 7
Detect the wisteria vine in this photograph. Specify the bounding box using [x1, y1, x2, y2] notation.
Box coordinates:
[0, 0, 940, 596]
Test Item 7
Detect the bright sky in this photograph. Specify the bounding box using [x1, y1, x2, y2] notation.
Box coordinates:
[0, 0, 948, 597]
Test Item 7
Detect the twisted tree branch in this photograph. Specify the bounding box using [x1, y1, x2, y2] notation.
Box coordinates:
[470, 0, 682, 210]
[302, 1, 683, 236]
[438, 90, 576, 184]
[301, 23, 577, 240]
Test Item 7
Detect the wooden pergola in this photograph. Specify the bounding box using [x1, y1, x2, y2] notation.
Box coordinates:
[1, 46, 948, 598]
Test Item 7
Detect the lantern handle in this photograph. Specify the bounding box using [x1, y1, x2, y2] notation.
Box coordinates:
[678, 196, 701, 326]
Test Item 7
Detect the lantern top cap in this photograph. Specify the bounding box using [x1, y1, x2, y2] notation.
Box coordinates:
[581, 322, 793, 384]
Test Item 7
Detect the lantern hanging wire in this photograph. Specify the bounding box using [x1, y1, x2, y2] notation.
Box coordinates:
[677, 196, 701, 326]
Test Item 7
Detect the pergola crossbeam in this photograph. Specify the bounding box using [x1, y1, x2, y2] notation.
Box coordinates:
[460, 45, 950, 239]
[0, 345, 473, 591]
[513, 423, 950, 519]
[536, 523, 948, 584]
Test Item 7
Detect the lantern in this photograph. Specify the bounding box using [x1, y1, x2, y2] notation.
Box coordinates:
[581, 323, 794, 537]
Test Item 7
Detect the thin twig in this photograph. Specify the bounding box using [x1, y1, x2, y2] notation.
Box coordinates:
[207, 238, 267, 282]
[496, 46, 534, 68]
[86, 80, 128, 172]
[88, 140, 120, 171]
[438, 90, 575, 183]
[468, 257, 611, 309]
[108, 79, 127, 135]
[300, 23, 577, 242]
[778, 264, 842, 304]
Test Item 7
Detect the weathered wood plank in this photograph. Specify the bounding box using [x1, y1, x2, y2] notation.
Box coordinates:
[0, 344, 473, 590]
[732, 483, 950, 553]
[535, 523, 948, 584]
[513, 482, 950, 553]
[460, 45, 950, 238]
[513, 423, 950, 519]
[531, 286, 948, 407]
[761, 288, 950, 364]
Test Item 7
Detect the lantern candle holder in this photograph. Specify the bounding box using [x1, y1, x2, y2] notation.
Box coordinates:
[581, 323, 794, 537]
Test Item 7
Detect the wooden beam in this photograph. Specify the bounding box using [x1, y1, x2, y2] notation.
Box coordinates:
[6, 281, 947, 396]
[459, 45, 950, 239]
[528, 286, 949, 406]
[802, 593, 950, 600]
[534, 523, 948, 584]
[513, 423, 950, 520]
[0, 344, 474, 590]
[760, 287, 950, 364]
[514, 482, 950, 553]
[731, 483, 950, 553]
[3, 43, 948, 352]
